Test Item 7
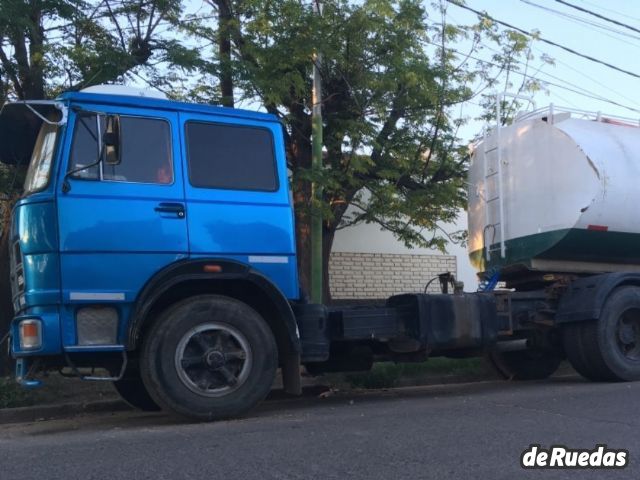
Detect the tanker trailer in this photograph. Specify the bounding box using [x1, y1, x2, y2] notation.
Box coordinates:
[469, 107, 640, 283]
[468, 101, 640, 382]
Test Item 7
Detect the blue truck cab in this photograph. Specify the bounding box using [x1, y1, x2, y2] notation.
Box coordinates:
[2, 86, 308, 418]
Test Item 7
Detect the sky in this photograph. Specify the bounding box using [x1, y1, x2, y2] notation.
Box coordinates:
[445, 0, 640, 138]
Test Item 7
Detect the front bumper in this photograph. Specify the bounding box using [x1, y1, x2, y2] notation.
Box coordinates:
[15, 358, 42, 388]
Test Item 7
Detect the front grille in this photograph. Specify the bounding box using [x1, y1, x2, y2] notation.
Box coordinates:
[9, 239, 24, 312]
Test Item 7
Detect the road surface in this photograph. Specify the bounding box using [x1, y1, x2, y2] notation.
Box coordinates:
[1, 376, 638, 479]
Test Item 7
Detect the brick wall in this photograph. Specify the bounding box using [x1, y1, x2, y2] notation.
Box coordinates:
[329, 252, 457, 299]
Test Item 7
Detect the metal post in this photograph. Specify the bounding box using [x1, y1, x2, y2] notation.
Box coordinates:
[495, 96, 505, 258]
[310, 0, 323, 303]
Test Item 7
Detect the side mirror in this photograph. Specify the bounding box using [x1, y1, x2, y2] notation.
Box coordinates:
[103, 115, 121, 166]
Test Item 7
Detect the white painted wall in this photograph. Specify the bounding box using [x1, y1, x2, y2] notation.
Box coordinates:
[332, 209, 479, 291]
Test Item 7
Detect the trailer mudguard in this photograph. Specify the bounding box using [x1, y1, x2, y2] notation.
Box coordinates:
[556, 272, 640, 323]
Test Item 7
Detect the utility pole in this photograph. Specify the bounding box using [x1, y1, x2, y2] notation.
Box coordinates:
[310, 0, 323, 303]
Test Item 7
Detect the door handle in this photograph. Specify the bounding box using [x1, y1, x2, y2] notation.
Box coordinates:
[155, 202, 185, 218]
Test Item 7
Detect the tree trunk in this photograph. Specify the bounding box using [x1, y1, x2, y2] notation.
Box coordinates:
[321, 224, 335, 304]
[294, 183, 311, 300]
[0, 199, 15, 376]
[26, 7, 46, 100]
[286, 98, 313, 301]
[216, 0, 234, 107]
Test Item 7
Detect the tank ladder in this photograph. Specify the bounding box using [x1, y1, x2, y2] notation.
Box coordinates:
[481, 130, 503, 261]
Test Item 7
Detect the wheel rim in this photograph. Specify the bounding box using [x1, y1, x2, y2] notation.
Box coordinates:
[174, 322, 253, 397]
[616, 308, 640, 361]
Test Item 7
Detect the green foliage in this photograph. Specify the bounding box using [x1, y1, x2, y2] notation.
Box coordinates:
[342, 358, 486, 389]
[0, 0, 199, 101]
[0, 377, 33, 408]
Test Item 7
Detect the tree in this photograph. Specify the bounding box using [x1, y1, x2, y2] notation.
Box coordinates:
[190, 0, 533, 300]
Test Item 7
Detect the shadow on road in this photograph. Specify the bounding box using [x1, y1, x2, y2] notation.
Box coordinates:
[1, 374, 594, 437]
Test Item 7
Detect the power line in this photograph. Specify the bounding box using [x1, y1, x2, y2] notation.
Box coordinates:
[554, 0, 640, 35]
[445, 0, 640, 80]
[576, 0, 640, 24]
[440, 11, 640, 108]
[427, 14, 640, 110]
[531, 46, 640, 108]
[520, 0, 640, 44]
[485, 48, 640, 111]
[424, 38, 640, 114]
[462, 25, 640, 108]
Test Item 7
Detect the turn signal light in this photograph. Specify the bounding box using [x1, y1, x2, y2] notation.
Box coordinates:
[19, 319, 42, 350]
[203, 264, 223, 273]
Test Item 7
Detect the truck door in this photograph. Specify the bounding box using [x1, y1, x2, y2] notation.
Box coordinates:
[56, 106, 187, 347]
[179, 113, 298, 299]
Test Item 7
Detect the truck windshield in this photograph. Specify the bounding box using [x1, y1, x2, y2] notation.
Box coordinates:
[23, 121, 59, 194]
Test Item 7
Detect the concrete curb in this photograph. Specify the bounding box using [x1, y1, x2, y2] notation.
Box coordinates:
[0, 399, 132, 425]
[0, 377, 329, 426]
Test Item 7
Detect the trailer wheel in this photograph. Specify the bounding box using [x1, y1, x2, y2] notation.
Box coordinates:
[564, 286, 640, 382]
[488, 348, 562, 380]
[113, 363, 161, 412]
[140, 295, 278, 421]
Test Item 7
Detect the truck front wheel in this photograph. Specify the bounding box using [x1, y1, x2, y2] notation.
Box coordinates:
[564, 286, 640, 382]
[140, 295, 278, 421]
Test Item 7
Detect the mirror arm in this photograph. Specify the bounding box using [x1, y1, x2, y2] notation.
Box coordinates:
[13, 101, 68, 126]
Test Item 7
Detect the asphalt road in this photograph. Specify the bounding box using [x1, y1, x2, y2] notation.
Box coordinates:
[1, 376, 639, 480]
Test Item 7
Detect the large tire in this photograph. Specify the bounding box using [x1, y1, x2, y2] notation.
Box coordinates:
[564, 286, 640, 382]
[488, 348, 562, 380]
[140, 295, 278, 421]
[113, 362, 161, 412]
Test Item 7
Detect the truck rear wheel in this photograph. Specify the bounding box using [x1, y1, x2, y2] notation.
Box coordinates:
[113, 362, 161, 412]
[564, 286, 640, 382]
[140, 295, 278, 421]
[488, 348, 562, 380]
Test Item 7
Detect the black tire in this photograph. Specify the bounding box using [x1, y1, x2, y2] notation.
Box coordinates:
[488, 348, 562, 380]
[564, 286, 640, 382]
[140, 294, 278, 421]
[113, 363, 161, 412]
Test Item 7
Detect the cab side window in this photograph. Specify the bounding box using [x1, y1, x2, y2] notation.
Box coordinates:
[69, 113, 173, 184]
[185, 121, 278, 191]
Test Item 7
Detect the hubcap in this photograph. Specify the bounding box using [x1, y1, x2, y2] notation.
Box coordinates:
[616, 309, 640, 361]
[175, 323, 252, 397]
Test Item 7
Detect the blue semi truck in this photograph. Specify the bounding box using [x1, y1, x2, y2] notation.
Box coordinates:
[3, 86, 640, 421]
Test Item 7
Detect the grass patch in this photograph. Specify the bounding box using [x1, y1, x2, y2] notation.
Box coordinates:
[0, 377, 35, 409]
[334, 357, 490, 390]
[0, 373, 117, 409]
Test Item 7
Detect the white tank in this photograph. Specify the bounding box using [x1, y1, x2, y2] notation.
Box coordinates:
[468, 106, 640, 281]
